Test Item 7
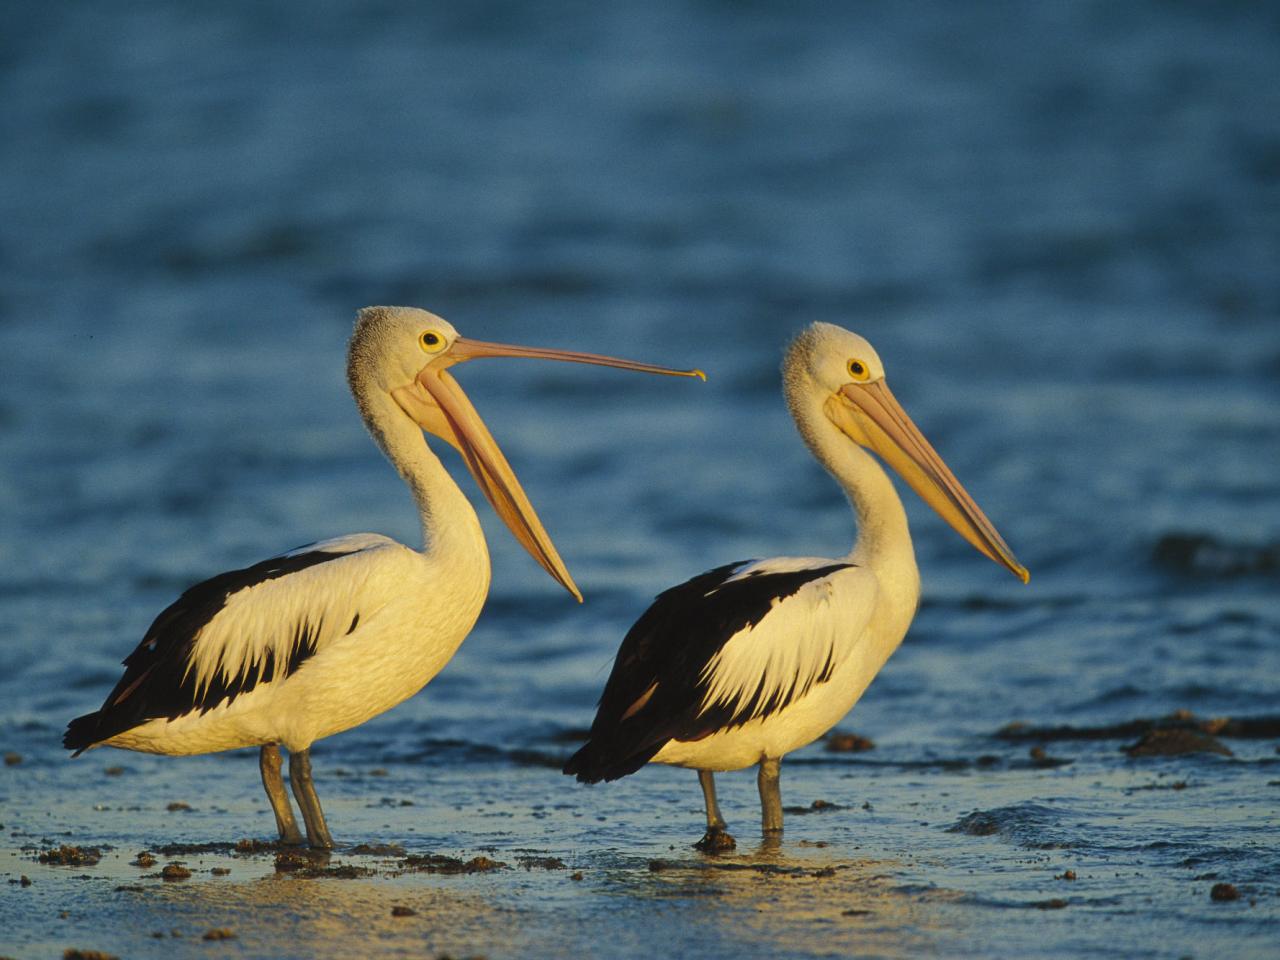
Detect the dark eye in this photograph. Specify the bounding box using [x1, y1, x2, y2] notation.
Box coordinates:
[420, 330, 445, 352]
[847, 359, 870, 381]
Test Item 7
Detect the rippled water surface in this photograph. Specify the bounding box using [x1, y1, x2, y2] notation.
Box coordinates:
[2, 3, 1278, 958]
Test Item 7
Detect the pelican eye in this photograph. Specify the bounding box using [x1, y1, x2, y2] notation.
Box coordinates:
[847, 358, 871, 382]
[419, 330, 447, 353]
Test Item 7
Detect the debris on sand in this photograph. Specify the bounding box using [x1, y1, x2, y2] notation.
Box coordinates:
[202, 929, 236, 940]
[1123, 729, 1232, 758]
[62, 950, 118, 960]
[390, 905, 417, 917]
[131, 853, 157, 868]
[348, 843, 406, 857]
[38, 846, 102, 867]
[160, 863, 192, 881]
[273, 851, 373, 879]
[783, 799, 843, 816]
[516, 855, 566, 870]
[274, 850, 322, 873]
[1032, 898, 1069, 910]
[825, 730, 875, 753]
[1211, 883, 1241, 902]
[234, 838, 279, 855]
[165, 802, 192, 812]
[4, 751, 21, 766]
[399, 853, 506, 874]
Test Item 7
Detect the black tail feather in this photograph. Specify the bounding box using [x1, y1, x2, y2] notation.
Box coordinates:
[563, 738, 663, 783]
[63, 712, 102, 756]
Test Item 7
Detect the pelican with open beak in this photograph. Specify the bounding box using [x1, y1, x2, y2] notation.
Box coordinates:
[565, 321, 1027, 850]
[65, 305, 702, 848]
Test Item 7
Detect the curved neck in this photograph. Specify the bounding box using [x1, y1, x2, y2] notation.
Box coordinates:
[356, 386, 489, 572]
[787, 388, 918, 585]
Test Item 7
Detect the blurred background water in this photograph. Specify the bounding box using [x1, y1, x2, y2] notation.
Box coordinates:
[1, 2, 1278, 958]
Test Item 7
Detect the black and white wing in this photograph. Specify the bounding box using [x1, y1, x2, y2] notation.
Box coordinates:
[64, 534, 398, 753]
[564, 557, 875, 782]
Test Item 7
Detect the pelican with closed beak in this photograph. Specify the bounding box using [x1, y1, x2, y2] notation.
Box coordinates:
[565, 321, 1026, 849]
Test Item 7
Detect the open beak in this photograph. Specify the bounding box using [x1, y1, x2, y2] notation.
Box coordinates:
[394, 337, 704, 602]
[825, 380, 1029, 583]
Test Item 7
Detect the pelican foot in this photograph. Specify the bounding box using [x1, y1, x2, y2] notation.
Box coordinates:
[274, 847, 332, 873]
[694, 826, 737, 853]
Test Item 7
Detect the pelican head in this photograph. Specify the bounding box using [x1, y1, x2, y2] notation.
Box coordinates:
[785, 322, 1028, 583]
[350, 306, 704, 601]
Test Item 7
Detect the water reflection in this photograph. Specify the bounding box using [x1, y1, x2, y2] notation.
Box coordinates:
[139, 871, 546, 959]
[609, 845, 941, 959]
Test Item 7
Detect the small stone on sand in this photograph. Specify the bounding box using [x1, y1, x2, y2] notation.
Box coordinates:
[825, 731, 875, 752]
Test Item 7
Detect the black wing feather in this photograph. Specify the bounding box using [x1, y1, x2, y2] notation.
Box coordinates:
[64, 549, 346, 754]
[564, 559, 854, 782]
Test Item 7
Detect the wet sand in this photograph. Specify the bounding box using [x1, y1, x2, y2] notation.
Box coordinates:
[4, 713, 1277, 960]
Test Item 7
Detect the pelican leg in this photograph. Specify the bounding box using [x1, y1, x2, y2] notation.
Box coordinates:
[259, 745, 303, 845]
[693, 769, 736, 852]
[758, 757, 783, 834]
[288, 747, 334, 849]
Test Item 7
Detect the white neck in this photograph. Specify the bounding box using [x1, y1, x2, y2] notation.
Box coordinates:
[787, 388, 919, 592]
[355, 385, 490, 577]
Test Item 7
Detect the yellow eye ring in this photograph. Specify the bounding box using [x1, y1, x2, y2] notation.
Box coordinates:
[419, 330, 446, 353]
[847, 358, 871, 382]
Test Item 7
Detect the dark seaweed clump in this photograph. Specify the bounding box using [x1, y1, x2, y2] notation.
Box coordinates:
[1124, 729, 1233, 758]
[399, 853, 506, 874]
[37, 845, 102, 866]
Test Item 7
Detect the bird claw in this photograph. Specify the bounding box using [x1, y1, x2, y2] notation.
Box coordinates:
[693, 827, 737, 853]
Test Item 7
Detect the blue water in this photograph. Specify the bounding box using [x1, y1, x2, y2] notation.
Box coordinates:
[2, 3, 1278, 958]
